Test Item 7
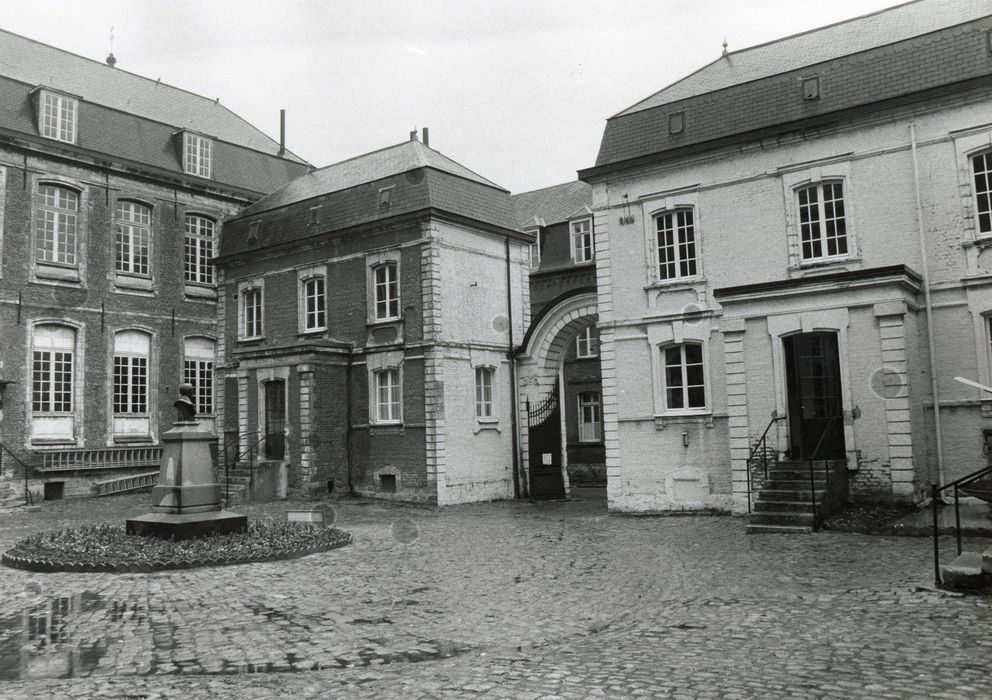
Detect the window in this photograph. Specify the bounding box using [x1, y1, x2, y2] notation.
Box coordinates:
[797, 182, 847, 261]
[656, 209, 696, 280]
[578, 391, 602, 442]
[113, 330, 149, 418]
[527, 232, 541, 270]
[571, 219, 593, 263]
[974, 151, 992, 236]
[184, 215, 215, 286]
[575, 326, 598, 358]
[114, 201, 151, 277]
[183, 132, 212, 178]
[183, 337, 215, 415]
[31, 325, 76, 441]
[242, 287, 263, 339]
[373, 368, 401, 423]
[663, 343, 706, 411]
[475, 367, 494, 418]
[36, 185, 78, 266]
[302, 276, 326, 332]
[373, 263, 399, 321]
[39, 91, 77, 144]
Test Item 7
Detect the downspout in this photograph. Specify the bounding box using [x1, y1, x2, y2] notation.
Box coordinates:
[346, 350, 355, 495]
[910, 123, 945, 488]
[506, 237, 521, 498]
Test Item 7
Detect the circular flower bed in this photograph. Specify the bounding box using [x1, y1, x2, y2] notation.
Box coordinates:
[1, 521, 352, 573]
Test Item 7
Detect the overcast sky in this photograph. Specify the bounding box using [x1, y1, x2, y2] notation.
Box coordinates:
[4, 0, 909, 193]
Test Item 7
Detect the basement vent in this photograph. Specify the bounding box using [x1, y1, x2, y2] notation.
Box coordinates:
[380, 474, 397, 493]
[668, 111, 684, 135]
[802, 76, 820, 101]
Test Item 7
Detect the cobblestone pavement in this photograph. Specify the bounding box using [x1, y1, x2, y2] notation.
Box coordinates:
[0, 489, 990, 699]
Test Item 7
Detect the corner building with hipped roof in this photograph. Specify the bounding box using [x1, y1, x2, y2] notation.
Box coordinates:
[579, 0, 992, 517]
[214, 135, 530, 504]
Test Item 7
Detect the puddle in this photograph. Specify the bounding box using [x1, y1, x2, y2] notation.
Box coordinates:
[0, 591, 473, 681]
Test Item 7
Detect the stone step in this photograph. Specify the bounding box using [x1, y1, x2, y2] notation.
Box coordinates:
[756, 489, 825, 502]
[753, 500, 817, 513]
[748, 511, 814, 527]
[746, 523, 813, 535]
[941, 551, 992, 591]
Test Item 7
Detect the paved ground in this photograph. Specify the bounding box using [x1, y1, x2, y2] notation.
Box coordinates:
[0, 488, 990, 699]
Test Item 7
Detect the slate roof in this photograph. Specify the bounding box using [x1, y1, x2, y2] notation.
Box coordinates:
[585, 0, 992, 175]
[220, 140, 522, 259]
[510, 181, 591, 229]
[0, 28, 307, 164]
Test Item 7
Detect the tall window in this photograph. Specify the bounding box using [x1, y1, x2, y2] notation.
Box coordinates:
[575, 326, 598, 358]
[663, 343, 705, 410]
[974, 151, 991, 236]
[373, 263, 399, 321]
[184, 215, 215, 285]
[797, 182, 847, 261]
[183, 132, 212, 178]
[578, 391, 602, 442]
[475, 367, 494, 418]
[571, 219, 593, 263]
[183, 337, 215, 415]
[36, 185, 78, 266]
[373, 368, 401, 423]
[656, 209, 696, 280]
[113, 331, 150, 416]
[40, 92, 77, 143]
[303, 276, 326, 331]
[32, 325, 75, 416]
[115, 201, 151, 276]
[242, 287, 263, 339]
[528, 237, 541, 270]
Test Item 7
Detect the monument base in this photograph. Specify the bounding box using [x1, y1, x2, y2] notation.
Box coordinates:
[125, 510, 248, 540]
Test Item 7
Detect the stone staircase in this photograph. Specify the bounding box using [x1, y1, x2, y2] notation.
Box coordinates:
[747, 460, 847, 534]
[221, 463, 254, 506]
[0, 479, 25, 509]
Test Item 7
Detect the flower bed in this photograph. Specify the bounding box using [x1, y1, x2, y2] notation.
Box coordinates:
[1, 521, 352, 573]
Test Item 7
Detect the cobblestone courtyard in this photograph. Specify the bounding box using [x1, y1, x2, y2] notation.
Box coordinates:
[0, 490, 990, 699]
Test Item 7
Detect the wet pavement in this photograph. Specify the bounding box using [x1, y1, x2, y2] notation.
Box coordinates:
[0, 487, 990, 698]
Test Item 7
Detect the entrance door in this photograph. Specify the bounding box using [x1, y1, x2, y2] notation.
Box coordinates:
[263, 380, 286, 460]
[527, 380, 566, 499]
[784, 332, 845, 460]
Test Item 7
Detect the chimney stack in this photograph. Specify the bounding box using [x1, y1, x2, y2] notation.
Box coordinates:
[278, 109, 286, 156]
[422, 127, 429, 147]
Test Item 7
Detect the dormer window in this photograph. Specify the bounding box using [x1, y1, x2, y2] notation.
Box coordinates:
[39, 90, 77, 144]
[183, 132, 212, 178]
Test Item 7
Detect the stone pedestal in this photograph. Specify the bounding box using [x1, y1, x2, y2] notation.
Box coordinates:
[126, 421, 247, 539]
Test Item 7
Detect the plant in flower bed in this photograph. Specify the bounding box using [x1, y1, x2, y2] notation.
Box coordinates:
[1, 520, 351, 573]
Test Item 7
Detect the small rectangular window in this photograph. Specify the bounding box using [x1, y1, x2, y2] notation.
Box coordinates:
[373, 368, 401, 423]
[575, 326, 598, 358]
[571, 219, 593, 263]
[303, 276, 326, 331]
[798, 182, 848, 261]
[40, 92, 77, 144]
[664, 343, 706, 411]
[243, 288, 263, 339]
[183, 133, 212, 178]
[475, 366, 494, 418]
[578, 391, 602, 442]
[373, 263, 400, 321]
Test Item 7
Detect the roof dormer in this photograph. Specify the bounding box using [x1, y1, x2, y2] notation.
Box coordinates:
[175, 130, 213, 179]
[31, 87, 79, 144]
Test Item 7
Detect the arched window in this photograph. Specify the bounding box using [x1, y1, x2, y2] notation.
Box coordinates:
[113, 330, 151, 439]
[31, 324, 76, 442]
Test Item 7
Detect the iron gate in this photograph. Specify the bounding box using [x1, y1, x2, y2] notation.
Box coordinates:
[526, 381, 566, 499]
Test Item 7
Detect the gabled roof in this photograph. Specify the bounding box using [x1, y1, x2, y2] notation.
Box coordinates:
[0, 28, 307, 164]
[618, 0, 992, 116]
[511, 181, 592, 229]
[238, 139, 502, 216]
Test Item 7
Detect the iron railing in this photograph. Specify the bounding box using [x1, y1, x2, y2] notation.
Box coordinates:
[0, 442, 34, 506]
[218, 431, 283, 506]
[745, 415, 785, 514]
[930, 464, 992, 587]
[805, 415, 842, 533]
[38, 446, 162, 472]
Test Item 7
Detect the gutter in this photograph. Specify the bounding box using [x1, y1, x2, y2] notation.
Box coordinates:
[506, 237, 521, 499]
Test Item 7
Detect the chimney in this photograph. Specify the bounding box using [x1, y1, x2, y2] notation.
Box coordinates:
[278, 109, 286, 156]
[106, 53, 117, 67]
[422, 127, 429, 147]
[409, 128, 418, 142]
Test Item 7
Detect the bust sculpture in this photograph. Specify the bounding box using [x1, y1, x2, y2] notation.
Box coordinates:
[174, 382, 197, 423]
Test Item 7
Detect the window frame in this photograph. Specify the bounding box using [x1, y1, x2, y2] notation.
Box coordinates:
[300, 272, 327, 333]
[183, 132, 213, 179]
[570, 217, 594, 264]
[577, 391, 602, 443]
[111, 330, 153, 441]
[182, 336, 215, 416]
[184, 214, 216, 288]
[371, 367, 402, 425]
[475, 366, 495, 419]
[795, 180, 849, 263]
[575, 326, 599, 359]
[38, 90, 78, 144]
[114, 199, 152, 281]
[240, 285, 264, 341]
[29, 323, 79, 444]
[660, 342, 707, 414]
[372, 261, 400, 322]
[973, 150, 992, 238]
[35, 183, 80, 269]
[654, 207, 698, 282]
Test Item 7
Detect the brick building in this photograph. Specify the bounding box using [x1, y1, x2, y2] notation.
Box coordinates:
[578, 0, 992, 518]
[512, 182, 605, 488]
[214, 135, 530, 504]
[0, 30, 309, 500]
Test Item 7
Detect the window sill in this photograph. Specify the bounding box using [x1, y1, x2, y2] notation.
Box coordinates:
[185, 283, 217, 300]
[35, 262, 81, 283]
[644, 278, 703, 292]
[367, 317, 403, 327]
[790, 256, 861, 276]
[31, 438, 76, 447]
[369, 422, 404, 437]
[474, 418, 501, 434]
[654, 412, 713, 430]
[962, 236, 992, 250]
[298, 328, 326, 337]
[113, 435, 154, 444]
[238, 337, 265, 346]
[115, 273, 153, 293]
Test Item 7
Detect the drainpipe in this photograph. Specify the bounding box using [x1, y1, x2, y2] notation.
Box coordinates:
[346, 350, 355, 495]
[506, 237, 521, 498]
[910, 123, 945, 488]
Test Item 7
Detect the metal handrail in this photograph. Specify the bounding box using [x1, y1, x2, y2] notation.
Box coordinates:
[0, 442, 34, 507]
[931, 463, 992, 586]
[745, 415, 785, 514]
[805, 414, 842, 533]
[219, 431, 284, 506]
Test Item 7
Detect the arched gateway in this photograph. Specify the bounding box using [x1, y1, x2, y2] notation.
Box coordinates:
[516, 288, 600, 498]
